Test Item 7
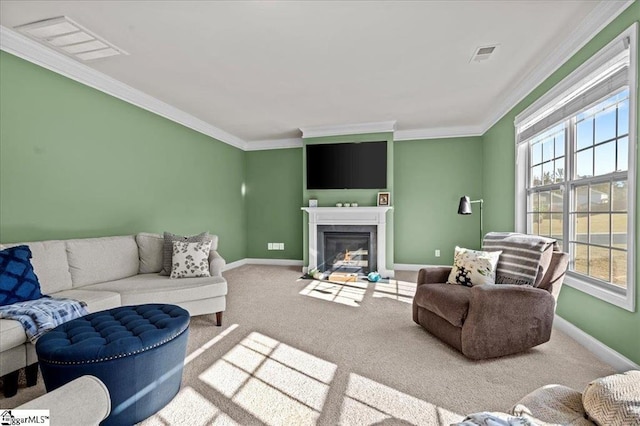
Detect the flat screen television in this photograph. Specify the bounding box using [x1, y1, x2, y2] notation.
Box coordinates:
[306, 141, 387, 189]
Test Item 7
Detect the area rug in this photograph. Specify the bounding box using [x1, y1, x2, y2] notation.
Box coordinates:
[1, 265, 616, 425]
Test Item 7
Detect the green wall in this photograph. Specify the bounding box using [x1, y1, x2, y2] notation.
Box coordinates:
[302, 133, 394, 268]
[245, 148, 303, 259]
[482, 3, 640, 364]
[0, 52, 247, 262]
[395, 137, 484, 265]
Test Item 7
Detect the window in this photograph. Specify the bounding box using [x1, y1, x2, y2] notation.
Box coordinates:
[515, 24, 637, 311]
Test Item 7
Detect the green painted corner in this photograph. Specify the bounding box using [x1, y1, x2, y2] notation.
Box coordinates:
[0, 51, 247, 262]
[482, 3, 640, 364]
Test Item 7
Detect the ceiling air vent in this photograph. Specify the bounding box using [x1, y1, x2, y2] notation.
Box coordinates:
[14, 16, 128, 61]
[470, 45, 499, 62]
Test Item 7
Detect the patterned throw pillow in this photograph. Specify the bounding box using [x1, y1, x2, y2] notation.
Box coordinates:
[161, 232, 212, 276]
[447, 246, 502, 287]
[582, 370, 640, 425]
[0, 245, 43, 306]
[170, 240, 212, 279]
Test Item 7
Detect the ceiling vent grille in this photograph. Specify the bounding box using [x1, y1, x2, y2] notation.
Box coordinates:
[470, 45, 499, 62]
[14, 16, 128, 61]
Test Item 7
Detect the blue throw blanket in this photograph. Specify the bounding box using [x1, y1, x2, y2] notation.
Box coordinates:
[0, 297, 88, 343]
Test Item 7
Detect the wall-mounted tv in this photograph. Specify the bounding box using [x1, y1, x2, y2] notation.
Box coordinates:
[306, 141, 387, 190]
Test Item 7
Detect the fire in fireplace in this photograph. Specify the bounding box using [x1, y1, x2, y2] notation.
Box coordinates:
[318, 227, 377, 275]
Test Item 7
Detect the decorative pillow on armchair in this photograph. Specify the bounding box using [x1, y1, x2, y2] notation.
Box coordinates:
[170, 240, 212, 279]
[447, 246, 502, 287]
[0, 245, 43, 306]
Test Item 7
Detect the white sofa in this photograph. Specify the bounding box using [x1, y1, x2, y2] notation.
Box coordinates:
[0, 233, 227, 397]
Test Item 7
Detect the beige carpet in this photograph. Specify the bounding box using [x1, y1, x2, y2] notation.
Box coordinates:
[1, 265, 615, 425]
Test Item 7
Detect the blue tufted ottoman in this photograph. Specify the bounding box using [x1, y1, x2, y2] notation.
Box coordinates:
[36, 304, 190, 426]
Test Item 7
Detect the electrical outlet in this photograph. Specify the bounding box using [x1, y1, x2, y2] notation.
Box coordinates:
[268, 243, 274, 250]
[435, 249, 441, 257]
[280, 243, 285, 250]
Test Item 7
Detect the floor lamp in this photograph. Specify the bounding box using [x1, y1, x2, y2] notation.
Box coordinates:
[458, 196, 484, 244]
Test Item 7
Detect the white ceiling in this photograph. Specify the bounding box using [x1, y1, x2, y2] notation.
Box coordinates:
[0, 1, 631, 147]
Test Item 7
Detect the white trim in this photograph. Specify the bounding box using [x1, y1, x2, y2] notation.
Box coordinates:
[0, 25, 247, 151]
[393, 125, 483, 141]
[484, 0, 635, 133]
[300, 121, 396, 139]
[393, 263, 447, 271]
[245, 138, 303, 151]
[222, 259, 248, 271]
[245, 258, 304, 266]
[554, 315, 639, 372]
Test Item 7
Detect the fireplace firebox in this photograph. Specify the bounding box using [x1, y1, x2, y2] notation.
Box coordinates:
[317, 225, 377, 275]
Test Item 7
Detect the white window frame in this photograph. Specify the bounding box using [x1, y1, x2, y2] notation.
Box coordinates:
[514, 23, 637, 312]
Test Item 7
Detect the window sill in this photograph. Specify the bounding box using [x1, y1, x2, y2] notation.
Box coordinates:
[563, 272, 635, 312]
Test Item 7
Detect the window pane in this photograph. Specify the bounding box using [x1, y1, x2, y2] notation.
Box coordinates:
[530, 213, 539, 235]
[554, 158, 565, 183]
[573, 243, 588, 274]
[576, 148, 593, 179]
[575, 185, 589, 212]
[618, 99, 629, 136]
[575, 213, 588, 242]
[539, 191, 550, 212]
[594, 107, 616, 143]
[530, 192, 540, 212]
[555, 132, 565, 157]
[531, 141, 542, 165]
[590, 213, 610, 245]
[611, 180, 627, 212]
[576, 118, 593, 150]
[594, 142, 616, 176]
[551, 213, 563, 241]
[589, 246, 610, 282]
[612, 214, 627, 250]
[539, 212, 551, 236]
[590, 182, 610, 212]
[531, 165, 542, 187]
[542, 139, 554, 162]
[551, 189, 563, 212]
[612, 249, 627, 288]
[542, 161, 553, 185]
[617, 136, 628, 172]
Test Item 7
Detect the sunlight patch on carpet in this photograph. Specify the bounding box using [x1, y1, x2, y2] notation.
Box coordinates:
[143, 386, 239, 426]
[200, 332, 337, 425]
[372, 279, 417, 304]
[299, 280, 367, 307]
[339, 373, 462, 425]
[184, 323, 239, 365]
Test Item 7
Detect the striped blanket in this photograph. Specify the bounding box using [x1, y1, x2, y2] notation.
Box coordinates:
[483, 232, 556, 286]
[0, 297, 88, 343]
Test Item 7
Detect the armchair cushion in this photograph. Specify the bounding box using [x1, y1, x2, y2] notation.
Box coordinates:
[414, 283, 471, 327]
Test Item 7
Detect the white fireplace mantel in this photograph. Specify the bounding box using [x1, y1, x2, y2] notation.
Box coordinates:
[301, 206, 393, 277]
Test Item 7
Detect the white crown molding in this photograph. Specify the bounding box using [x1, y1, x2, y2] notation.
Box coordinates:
[394, 125, 484, 141]
[245, 138, 303, 151]
[0, 25, 248, 151]
[300, 120, 396, 139]
[481, 0, 635, 133]
[554, 315, 639, 372]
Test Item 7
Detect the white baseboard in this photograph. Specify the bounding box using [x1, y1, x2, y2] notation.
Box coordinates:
[223, 258, 303, 271]
[554, 315, 639, 372]
[394, 263, 447, 271]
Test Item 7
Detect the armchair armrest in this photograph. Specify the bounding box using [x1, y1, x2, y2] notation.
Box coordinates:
[18, 375, 110, 425]
[417, 266, 452, 285]
[208, 250, 226, 277]
[461, 285, 556, 359]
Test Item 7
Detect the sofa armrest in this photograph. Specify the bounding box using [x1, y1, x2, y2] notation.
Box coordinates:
[209, 250, 226, 277]
[417, 266, 452, 285]
[461, 285, 556, 359]
[17, 375, 110, 425]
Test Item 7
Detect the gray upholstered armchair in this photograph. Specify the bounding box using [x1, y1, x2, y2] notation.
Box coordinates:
[412, 250, 569, 360]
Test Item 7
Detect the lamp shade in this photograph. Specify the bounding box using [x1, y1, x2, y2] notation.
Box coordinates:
[458, 196, 472, 215]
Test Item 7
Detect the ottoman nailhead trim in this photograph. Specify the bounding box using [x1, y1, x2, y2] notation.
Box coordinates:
[40, 325, 189, 366]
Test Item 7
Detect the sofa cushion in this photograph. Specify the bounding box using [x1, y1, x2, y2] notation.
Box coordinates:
[66, 236, 139, 287]
[170, 240, 212, 279]
[53, 289, 121, 314]
[0, 246, 43, 305]
[84, 273, 227, 306]
[583, 370, 640, 426]
[161, 232, 211, 276]
[0, 318, 27, 351]
[414, 284, 471, 327]
[136, 233, 164, 274]
[1, 240, 72, 294]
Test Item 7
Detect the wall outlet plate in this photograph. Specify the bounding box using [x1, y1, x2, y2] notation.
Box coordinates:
[268, 243, 274, 250]
[435, 249, 441, 257]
